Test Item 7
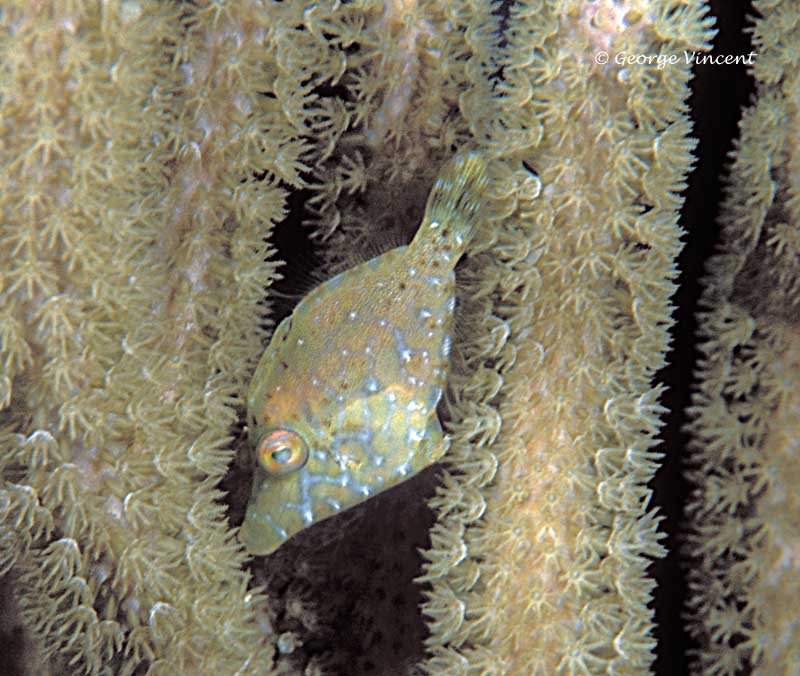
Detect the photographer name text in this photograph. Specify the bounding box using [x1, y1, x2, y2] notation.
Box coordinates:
[594, 51, 757, 68]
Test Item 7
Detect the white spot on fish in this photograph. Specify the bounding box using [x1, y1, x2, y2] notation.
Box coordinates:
[407, 428, 424, 443]
[349, 311, 358, 320]
[425, 275, 444, 288]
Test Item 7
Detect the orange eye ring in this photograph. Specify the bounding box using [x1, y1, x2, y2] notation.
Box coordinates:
[257, 429, 309, 476]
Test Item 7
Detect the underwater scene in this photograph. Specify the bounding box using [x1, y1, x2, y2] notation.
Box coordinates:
[0, 1, 795, 675]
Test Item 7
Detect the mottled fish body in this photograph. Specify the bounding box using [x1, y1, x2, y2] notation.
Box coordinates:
[241, 152, 488, 555]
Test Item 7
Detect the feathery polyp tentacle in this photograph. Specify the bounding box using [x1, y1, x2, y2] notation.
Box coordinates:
[413, 151, 489, 259]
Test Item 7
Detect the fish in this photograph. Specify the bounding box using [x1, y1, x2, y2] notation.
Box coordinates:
[240, 151, 489, 556]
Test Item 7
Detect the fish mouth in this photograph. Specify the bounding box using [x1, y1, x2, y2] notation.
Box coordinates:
[239, 511, 287, 557]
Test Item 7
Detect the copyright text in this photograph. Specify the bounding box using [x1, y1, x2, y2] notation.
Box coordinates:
[594, 51, 757, 68]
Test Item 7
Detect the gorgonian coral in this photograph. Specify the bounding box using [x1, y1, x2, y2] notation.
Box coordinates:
[415, 1, 715, 673]
[685, 1, 800, 672]
[0, 3, 300, 672]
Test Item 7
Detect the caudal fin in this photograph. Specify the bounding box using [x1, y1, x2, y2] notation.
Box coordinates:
[413, 151, 489, 258]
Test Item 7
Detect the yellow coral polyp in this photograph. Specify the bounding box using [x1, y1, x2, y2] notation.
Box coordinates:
[0, 2, 292, 673]
[684, 2, 800, 672]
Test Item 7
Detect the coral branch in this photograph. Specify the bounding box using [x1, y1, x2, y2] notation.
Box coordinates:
[418, 1, 714, 673]
[0, 3, 303, 672]
[685, 1, 800, 672]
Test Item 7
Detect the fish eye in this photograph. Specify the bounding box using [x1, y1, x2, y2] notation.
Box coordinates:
[257, 429, 308, 476]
